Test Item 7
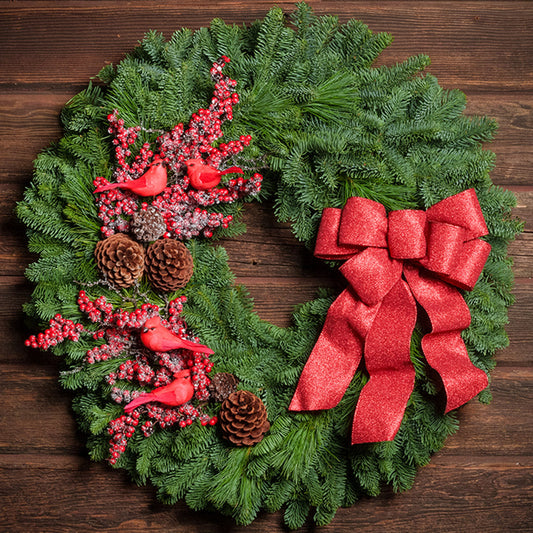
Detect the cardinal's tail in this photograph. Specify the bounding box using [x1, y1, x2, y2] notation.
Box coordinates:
[93, 182, 122, 194]
[220, 166, 244, 176]
[124, 393, 149, 413]
[180, 338, 214, 355]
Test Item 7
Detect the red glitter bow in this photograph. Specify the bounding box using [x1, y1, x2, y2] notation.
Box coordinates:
[289, 189, 491, 444]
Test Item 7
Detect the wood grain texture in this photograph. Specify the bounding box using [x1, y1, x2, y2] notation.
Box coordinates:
[1, 1, 531, 532]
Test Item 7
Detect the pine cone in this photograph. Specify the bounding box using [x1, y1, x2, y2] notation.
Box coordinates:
[219, 390, 270, 446]
[95, 233, 144, 288]
[208, 372, 239, 402]
[145, 239, 193, 292]
[130, 207, 166, 243]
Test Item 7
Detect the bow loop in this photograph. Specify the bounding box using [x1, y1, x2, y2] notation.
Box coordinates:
[419, 188, 492, 290]
[314, 208, 360, 260]
[439, 238, 492, 291]
[338, 196, 388, 248]
[419, 220, 466, 276]
[425, 188, 489, 240]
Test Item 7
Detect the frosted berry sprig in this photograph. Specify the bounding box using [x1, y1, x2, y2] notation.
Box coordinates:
[107, 402, 216, 463]
[158, 56, 243, 173]
[86, 336, 131, 364]
[26, 291, 159, 353]
[88, 295, 215, 464]
[106, 355, 156, 386]
[93, 57, 263, 239]
[93, 112, 156, 237]
[27, 292, 217, 464]
[167, 295, 186, 326]
[105, 338, 215, 464]
[151, 173, 262, 239]
[97, 112, 155, 187]
[144, 404, 217, 430]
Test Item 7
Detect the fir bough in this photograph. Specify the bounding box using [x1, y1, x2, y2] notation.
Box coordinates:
[18, 4, 522, 528]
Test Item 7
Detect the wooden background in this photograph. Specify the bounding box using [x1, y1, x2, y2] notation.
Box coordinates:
[1, 1, 531, 531]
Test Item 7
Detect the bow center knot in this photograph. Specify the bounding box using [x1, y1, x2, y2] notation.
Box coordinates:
[387, 209, 427, 260]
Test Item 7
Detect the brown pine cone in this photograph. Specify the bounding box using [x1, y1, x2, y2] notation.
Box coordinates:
[219, 390, 270, 446]
[145, 239, 193, 292]
[94, 233, 144, 288]
[130, 207, 166, 243]
[208, 372, 239, 402]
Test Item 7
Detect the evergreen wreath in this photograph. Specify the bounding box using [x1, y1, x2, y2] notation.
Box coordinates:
[18, 4, 522, 529]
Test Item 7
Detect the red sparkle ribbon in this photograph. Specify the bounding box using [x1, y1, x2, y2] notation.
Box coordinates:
[289, 189, 491, 444]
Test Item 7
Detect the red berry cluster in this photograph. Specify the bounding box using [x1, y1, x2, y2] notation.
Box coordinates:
[106, 344, 215, 464]
[93, 184, 140, 237]
[105, 336, 215, 463]
[108, 411, 140, 464]
[151, 172, 262, 240]
[136, 408, 216, 440]
[93, 56, 263, 240]
[77, 291, 159, 329]
[144, 403, 217, 430]
[25, 314, 83, 350]
[93, 113, 156, 237]
[167, 295, 187, 329]
[107, 112, 152, 176]
[86, 294, 215, 463]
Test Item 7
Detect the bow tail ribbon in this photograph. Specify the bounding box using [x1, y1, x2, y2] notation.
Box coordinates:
[404, 265, 488, 412]
[352, 278, 417, 443]
[289, 289, 372, 412]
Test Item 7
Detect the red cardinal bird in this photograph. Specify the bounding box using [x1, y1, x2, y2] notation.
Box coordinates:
[124, 369, 194, 413]
[184, 159, 244, 190]
[93, 156, 167, 196]
[140, 316, 213, 355]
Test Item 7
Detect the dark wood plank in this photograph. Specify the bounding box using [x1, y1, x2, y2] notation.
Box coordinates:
[503, 281, 533, 366]
[0, 454, 531, 532]
[0, 1, 531, 91]
[511, 189, 533, 227]
[509, 236, 533, 278]
[0, 277, 36, 361]
[465, 97, 533, 186]
[0, 365, 83, 455]
[0, 92, 68, 178]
